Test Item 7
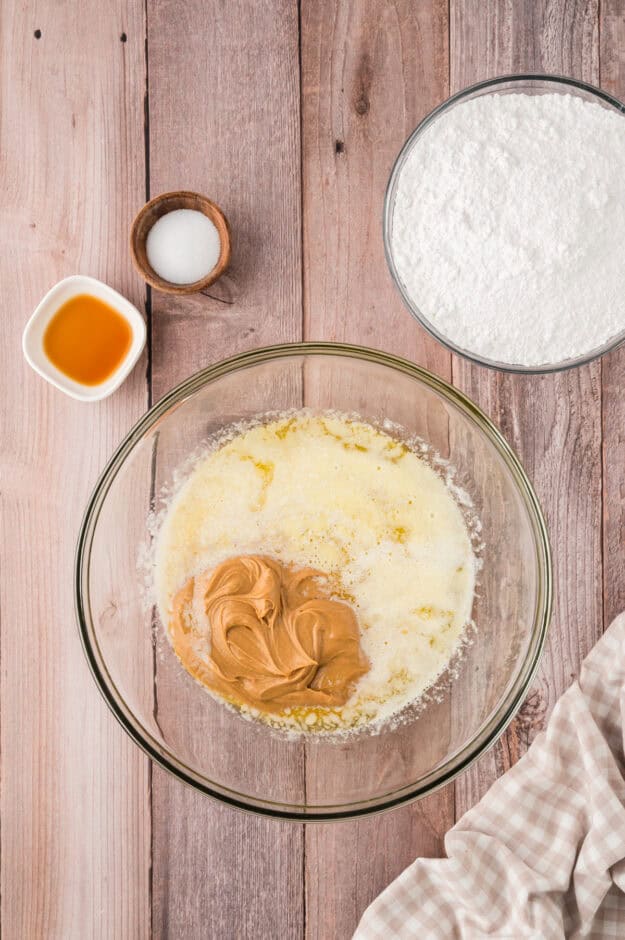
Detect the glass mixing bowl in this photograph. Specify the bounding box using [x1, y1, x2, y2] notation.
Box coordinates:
[383, 74, 625, 374]
[76, 343, 552, 819]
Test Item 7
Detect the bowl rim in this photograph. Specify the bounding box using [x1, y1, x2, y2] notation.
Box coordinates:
[383, 73, 625, 375]
[75, 341, 553, 820]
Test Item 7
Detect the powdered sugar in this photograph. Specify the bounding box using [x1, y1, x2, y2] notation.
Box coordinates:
[390, 90, 625, 367]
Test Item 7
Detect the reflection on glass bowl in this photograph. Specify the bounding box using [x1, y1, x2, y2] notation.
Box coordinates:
[76, 343, 551, 820]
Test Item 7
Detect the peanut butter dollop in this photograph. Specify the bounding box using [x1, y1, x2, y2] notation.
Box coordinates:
[169, 555, 369, 714]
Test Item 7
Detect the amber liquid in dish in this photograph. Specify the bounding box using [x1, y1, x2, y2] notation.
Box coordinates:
[155, 412, 477, 733]
[43, 294, 132, 385]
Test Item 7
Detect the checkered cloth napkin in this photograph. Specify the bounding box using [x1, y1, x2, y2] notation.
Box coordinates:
[354, 613, 625, 939]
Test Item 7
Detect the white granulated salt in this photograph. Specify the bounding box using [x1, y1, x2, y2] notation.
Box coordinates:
[391, 92, 625, 367]
[146, 209, 221, 285]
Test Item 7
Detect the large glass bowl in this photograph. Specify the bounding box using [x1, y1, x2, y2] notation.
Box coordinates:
[76, 343, 552, 819]
[383, 75, 625, 374]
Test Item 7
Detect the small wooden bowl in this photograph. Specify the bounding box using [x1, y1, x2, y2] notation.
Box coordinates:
[130, 190, 231, 295]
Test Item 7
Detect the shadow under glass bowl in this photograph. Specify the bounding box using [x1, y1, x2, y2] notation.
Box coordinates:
[383, 74, 625, 375]
[76, 343, 552, 820]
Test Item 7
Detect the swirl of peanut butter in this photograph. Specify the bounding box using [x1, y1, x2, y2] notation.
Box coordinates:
[169, 555, 369, 714]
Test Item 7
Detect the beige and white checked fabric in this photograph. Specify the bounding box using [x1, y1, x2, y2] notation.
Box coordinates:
[354, 613, 625, 940]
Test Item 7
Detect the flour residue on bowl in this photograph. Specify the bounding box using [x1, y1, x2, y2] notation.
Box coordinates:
[153, 411, 479, 733]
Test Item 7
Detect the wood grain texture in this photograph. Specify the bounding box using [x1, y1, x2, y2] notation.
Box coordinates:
[600, 2, 625, 628]
[302, 0, 450, 376]
[450, 0, 604, 815]
[147, 2, 304, 938]
[300, 3, 451, 937]
[0, 2, 151, 937]
[2, 2, 621, 937]
[148, 0, 303, 393]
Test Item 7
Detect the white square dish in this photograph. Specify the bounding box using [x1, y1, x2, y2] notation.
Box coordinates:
[22, 274, 146, 402]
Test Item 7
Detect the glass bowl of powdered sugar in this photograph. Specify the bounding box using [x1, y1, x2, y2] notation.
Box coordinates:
[384, 75, 625, 373]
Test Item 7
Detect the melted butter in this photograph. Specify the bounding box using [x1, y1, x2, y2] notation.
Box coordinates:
[240, 456, 274, 509]
[155, 412, 477, 733]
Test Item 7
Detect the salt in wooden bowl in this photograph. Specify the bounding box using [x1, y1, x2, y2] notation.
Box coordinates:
[130, 190, 231, 295]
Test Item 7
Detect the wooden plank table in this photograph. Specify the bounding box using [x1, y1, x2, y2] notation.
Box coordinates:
[2, 0, 624, 937]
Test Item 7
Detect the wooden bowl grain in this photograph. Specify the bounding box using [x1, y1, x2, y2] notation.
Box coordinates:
[130, 191, 231, 295]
